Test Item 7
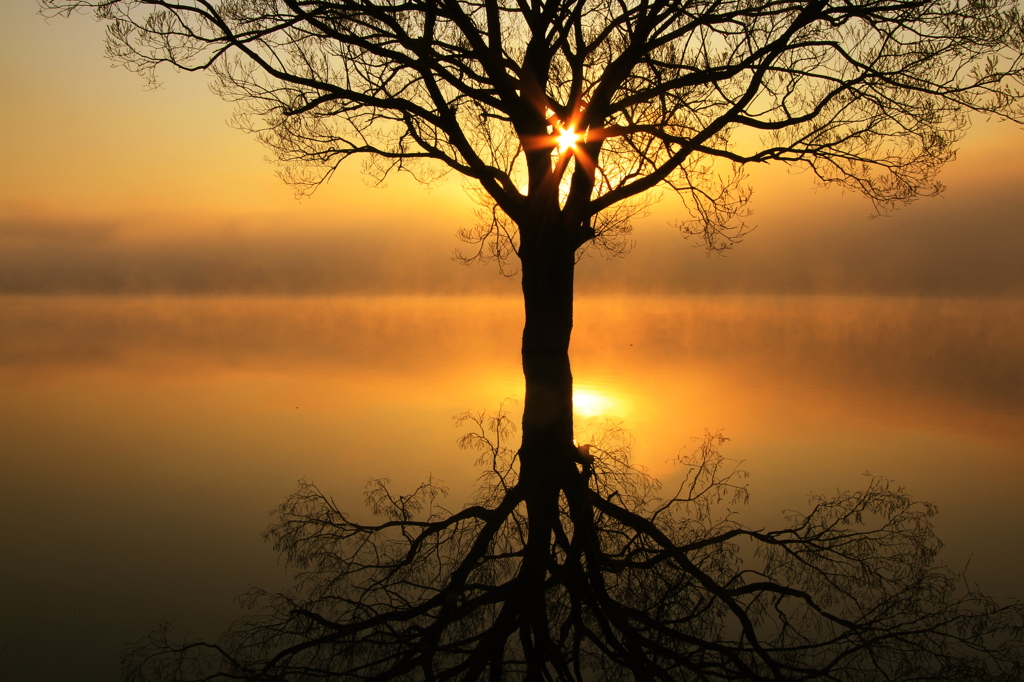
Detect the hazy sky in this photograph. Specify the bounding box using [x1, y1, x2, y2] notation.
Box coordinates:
[3, 2, 1024, 296]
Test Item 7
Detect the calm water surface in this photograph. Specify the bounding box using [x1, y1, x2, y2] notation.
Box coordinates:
[1, 294, 1022, 681]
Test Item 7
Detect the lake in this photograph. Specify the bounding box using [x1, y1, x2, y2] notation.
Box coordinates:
[1, 294, 1021, 681]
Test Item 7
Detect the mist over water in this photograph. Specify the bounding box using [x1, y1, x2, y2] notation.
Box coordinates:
[1, 293, 1021, 681]
[4, 203, 1024, 297]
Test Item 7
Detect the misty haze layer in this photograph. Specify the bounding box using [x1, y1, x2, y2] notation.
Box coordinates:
[3, 193, 1022, 296]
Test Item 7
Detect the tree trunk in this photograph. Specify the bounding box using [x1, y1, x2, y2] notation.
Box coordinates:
[518, 231, 581, 493]
[514, 221, 582, 678]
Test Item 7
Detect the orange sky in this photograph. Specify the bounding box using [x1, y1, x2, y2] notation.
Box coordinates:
[3, 2, 1024, 296]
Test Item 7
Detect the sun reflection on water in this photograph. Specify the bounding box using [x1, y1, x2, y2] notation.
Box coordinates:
[573, 385, 617, 418]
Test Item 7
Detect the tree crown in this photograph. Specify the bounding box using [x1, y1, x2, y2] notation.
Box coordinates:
[44, 0, 1024, 252]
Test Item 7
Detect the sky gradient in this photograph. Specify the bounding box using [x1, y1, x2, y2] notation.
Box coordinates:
[6, 3, 1024, 294]
[3, 2, 1024, 296]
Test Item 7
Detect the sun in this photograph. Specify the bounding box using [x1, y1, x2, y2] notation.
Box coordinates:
[555, 126, 580, 153]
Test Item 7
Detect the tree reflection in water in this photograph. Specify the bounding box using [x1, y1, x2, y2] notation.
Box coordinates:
[125, 409, 1024, 680]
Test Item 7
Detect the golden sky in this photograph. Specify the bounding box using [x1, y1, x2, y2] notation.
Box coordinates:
[3, 2, 1024, 296]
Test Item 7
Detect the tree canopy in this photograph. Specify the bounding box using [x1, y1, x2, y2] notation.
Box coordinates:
[44, 0, 1024, 253]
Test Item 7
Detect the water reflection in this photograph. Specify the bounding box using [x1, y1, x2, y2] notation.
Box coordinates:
[571, 385, 620, 418]
[2, 295, 1022, 679]
[125, 411, 1024, 679]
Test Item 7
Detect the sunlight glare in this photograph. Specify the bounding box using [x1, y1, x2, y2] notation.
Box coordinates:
[556, 126, 580, 153]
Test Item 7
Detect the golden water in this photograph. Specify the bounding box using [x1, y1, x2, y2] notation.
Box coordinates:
[1, 294, 1021, 680]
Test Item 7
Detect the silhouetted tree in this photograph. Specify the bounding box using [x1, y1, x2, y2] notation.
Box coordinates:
[42, 0, 1024, 490]
[43, 0, 1024, 678]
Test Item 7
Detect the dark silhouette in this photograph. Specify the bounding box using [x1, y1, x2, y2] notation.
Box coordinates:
[41, 0, 1024, 496]
[43, 0, 1024, 678]
[123, 411, 1024, 679]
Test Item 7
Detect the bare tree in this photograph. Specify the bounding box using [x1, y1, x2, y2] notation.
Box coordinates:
[42, 0, 1024, 678]
[40, 0, 1024, 491]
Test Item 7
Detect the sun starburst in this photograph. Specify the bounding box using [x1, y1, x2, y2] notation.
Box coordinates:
[556, 126, 580, 153]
